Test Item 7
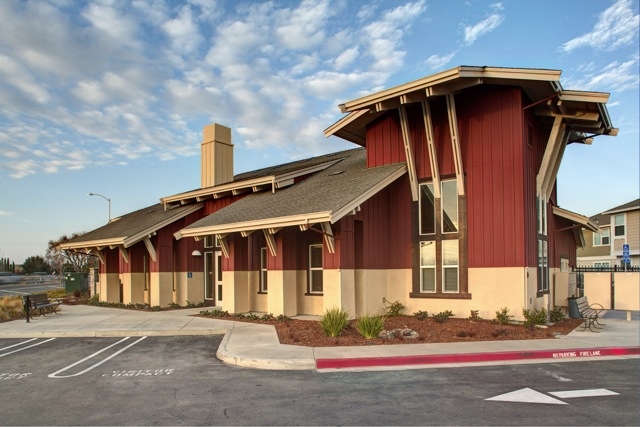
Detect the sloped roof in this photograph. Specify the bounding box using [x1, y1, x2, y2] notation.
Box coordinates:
[325, 65, 616, 145]
[602, 198, 640, 215]
[177, 149, 407, 237]
[160, 149, 357, 208]
[59, 203, 202, 250]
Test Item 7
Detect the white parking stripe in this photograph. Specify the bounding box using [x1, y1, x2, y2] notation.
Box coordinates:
[0, 338, 56, 358]
[48, 336, 148, 379]
[549, 389, 619, 398]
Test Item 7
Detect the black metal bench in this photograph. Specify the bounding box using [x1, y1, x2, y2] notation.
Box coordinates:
[27, 293, 62, 319]
[576, 296, 604, 332]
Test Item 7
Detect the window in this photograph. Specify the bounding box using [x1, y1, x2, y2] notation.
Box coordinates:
[420, 241, 436, 292]
[442, 240, 459, 292]
[593, 228, 610, 246]
[260, 247, 268, 292]
[416, 179, 462, 296]
[309, 245, 323, 293]
[441, 181, 458, 233]
[594, 262, 610, 269]
[537, 239, 548, 292]
[419, 183, 435, 235]
[614, 214, 625, 237]
[204, 235, 214, 248]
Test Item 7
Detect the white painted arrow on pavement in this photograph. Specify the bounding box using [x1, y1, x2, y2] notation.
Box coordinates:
[486, 387, 619, 405]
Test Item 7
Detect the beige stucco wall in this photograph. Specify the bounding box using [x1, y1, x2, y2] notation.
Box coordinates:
[149, 272, 174, 307]
[247, 271, 267, 312]
[267, 270, 298, 316]
[173, 272, 204, 306]
[355, 270, 386, 316]
[323, 269, 356, 318]
[614, 272, 640, 310]
[221, 270, 249, 314]
[119, 272, 145, 304]
[583, 271, 611, 309]
[296, 270, 323, 315]
[99, 273, 120, 303]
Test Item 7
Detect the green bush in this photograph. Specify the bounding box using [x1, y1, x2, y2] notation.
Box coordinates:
[383, 298, 405, 317]
[522, 308, 547, 327]
[413, 310, 429, 321]
[550, 306, 565, 323]
[468, 310, 481, 321]
[320, 307, 349, 337]
[433, 310, 454, 323]
[494, 307, 513, 325]
[355, 315, 385, 339]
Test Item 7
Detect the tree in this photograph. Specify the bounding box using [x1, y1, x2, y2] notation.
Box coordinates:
[22, 255, 51, 274]
[47, 233, 96, 273]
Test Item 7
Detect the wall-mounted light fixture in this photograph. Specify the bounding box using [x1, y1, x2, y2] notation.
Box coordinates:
[191, 250, 202, 256]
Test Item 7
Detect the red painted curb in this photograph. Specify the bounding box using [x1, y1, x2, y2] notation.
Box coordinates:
[315, 346, 640, 370]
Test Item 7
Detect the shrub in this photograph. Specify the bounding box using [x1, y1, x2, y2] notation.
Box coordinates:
[320, 307, 349, 337]
[276, 314, 290, 322]
[413, 310, 429, 321]
[168, 302, 181, 309]
[494, 307, 513, 325]
[550, 306, 565, 323]
[260, 313, 275, 321]
[47, 289, 67, 299]
[200, 309, 229, 318]
[433, 310, 454, 323]
[383, 298, 405, 317]
[355, 315, 385, 339]
[523, 308, 547, 327]
[468, 310, 481, 321]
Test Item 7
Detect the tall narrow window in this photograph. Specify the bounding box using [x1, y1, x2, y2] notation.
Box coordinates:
[260, 247, 268, 293]
[442, 240, 459, 292]
[309, 244, 323, 293]
[204, 235, 214, 248]
[420, 241, 436, 292]
[441, 180, 458, 233]
[420, 183, 436, 235]
[537, 240, 548, 292]
[614, 214, 625, 237]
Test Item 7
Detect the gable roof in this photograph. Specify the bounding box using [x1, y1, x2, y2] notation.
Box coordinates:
[176, 149, 407, 238]
[602, 198, 640, 215]
[59, 203, 202, 251]
[160, 149, 355, 208]
[325, 65, 617, 145]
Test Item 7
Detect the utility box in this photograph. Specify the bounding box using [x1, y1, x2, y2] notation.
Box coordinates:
[64, 272, 89, 294]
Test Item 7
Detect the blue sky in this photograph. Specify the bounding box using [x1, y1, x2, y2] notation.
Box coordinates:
[1, 0, 638, 264]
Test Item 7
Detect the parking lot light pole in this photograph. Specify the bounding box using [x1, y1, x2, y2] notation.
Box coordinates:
[87, 193, 111, 223]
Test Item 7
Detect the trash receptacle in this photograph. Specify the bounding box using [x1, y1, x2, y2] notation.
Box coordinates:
[64, 272, 89, 294]
[568, 297, 580, 318]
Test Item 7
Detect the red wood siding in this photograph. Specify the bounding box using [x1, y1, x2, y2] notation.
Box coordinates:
[366, 110, 405, 168]
[549, 214, 577, 268]
[460, 86, 526, 268]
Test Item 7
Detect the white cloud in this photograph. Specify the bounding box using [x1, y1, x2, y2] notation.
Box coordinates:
[560, 0, 639, 52]
[564, 59, 639, 92]
[0, 210, 13, 217]
[275, 0, 335, 50]
[424, 51, 458, 70]
[464, 12, 505, 45]
[161, 4, 204, 55]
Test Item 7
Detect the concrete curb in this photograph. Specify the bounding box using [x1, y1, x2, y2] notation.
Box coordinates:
[0, 329, 227, 339]
[216, 329, 316, 370]
[316, 346, 640, 370]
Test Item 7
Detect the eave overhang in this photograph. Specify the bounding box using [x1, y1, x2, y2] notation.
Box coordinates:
[175, 164, 407, 240]
[325, 65, 617, 145]
[58, 203, 203, 252]
[160, 159, 344, 208]
[552, 206, 600, 233]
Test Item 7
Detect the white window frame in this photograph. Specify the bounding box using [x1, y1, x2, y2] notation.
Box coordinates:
[614, 214, 625, 237]
[593, 228, 610, 247]
[442, 240, 459, 292]
[260, 247, 268, 293]
[309, 244, 323, 294]
[204, 235, 214, 248]
[419, 241, 436, 293]
[594, 262, 610, 268]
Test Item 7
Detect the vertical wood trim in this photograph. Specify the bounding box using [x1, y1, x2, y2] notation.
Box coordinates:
[263, 229, 277, 257]
[446, 94, 465, 196]
[458, 196, 469, 294]
[399, 106, 419, 201]
[537, 115, 565, 200]
[321, 222, 336, 254]
[143, 237, 157, 263]
[421, 100, 441, 197]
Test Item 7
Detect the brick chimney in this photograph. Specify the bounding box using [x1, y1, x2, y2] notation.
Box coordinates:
[201, 123, 233, 188]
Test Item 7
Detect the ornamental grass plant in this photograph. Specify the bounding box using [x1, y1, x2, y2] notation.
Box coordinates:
[355, 315, 385, 339]
[320, 307, 349, 337]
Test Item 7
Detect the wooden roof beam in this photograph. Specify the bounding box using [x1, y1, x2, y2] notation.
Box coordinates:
[427, 78, 483, 97]
[143, 237, 157, 263]
[422, 100, 441, 198]
[262, 229, 277, 257]
[446, 94, 465, 196]
[399, 105, 419, 201]
[374, 98, 401, 112]
[321, 222, 335, 254]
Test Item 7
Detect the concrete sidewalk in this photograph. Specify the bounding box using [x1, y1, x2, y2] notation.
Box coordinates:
[0, 305, 637, 371]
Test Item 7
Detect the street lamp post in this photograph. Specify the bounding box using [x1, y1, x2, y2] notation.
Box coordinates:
[87, 192, 111, 222]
